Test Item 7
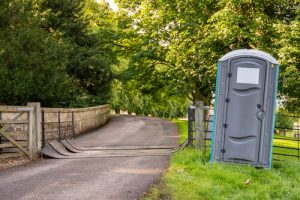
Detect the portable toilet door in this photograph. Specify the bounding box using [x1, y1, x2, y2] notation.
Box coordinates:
[210, 49, 279, 168]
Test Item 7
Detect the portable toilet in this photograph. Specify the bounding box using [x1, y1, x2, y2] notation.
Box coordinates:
[210, 49, 279, 168]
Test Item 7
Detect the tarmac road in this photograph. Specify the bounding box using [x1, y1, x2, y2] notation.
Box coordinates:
[0, 115, 179, 200]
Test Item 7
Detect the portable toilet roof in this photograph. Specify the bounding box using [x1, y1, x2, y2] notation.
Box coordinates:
[219, 49, 279, 64]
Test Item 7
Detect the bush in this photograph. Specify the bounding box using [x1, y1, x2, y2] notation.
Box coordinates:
[275, 109, 295, 136]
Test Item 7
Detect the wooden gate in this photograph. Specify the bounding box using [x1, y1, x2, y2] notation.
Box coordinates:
[0, 104, 41, 159]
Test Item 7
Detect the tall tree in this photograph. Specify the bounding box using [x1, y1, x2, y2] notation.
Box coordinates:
[0, 0, 75, 106]
[40, 0, 117, 105]
[115, 0, 299, 107]
[277, 1, 300, 112]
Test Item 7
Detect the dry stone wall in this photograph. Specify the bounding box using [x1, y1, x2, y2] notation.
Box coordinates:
[42, 105, 110, 140]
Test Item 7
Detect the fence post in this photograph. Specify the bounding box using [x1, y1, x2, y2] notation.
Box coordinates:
[41, 110, 45, 148]
[0, 111, 2, 153]
[72, 111, 75, 137]
[28, 110, 34, 159]
[298, 116, 299, 161]
[195, 101, 204, 150]
[188, 106, 195, 145]
[27, 102, 42, 159]
[58, 111, 61, 141]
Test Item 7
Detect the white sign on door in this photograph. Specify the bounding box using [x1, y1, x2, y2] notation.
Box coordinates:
[237, 67, 260, 84]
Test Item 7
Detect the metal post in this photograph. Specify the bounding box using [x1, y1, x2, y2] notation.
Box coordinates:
[58, 111, 61, 141]
[203, 105, 210, 150]
[72, 111, 75, 137]
[195, 101, 204, 150]
[297, 116, 300, 161]
[188, 108, 191, 143]
[41, 110, 45, 148]
[188, 107, 192, 145]
[0, 112, 3, 154]
[0, 111, 2, 153]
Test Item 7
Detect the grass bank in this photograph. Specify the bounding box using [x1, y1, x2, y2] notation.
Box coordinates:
[144, 120, 300, 200]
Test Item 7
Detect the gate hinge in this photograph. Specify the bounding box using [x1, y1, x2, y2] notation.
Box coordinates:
[221, 149, 226, 153]
[227, 73, 232, 77]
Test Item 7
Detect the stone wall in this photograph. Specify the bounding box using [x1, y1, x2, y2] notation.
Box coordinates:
[42, 105, 110, 140]
[0, 104, 110, 159]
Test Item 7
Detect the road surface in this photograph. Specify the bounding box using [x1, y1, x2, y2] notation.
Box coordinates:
[0, 115, 178, 200]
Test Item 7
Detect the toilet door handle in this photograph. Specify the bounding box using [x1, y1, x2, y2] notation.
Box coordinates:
[256, 110, 265, 120]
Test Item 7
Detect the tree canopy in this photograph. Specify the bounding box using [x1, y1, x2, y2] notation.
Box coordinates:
[0, 0, 117, 107]
[113, 0, 300, 114]
[0, 0, 299, 115]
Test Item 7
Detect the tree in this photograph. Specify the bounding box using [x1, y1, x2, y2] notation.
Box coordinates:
[275, 109, 295, 136]
[0, 0, 75, 106]
[0, 0, 119, 107]
[115, 0, 298, 107]
[39, 0, 118, 106]
[110, 79, 190, 118]
[277, 1, 300, 112]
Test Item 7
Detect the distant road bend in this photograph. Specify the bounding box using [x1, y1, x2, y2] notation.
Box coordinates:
[0, 115, 179, 200]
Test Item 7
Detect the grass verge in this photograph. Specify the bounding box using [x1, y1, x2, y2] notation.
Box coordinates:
[144, 120, 300, 200]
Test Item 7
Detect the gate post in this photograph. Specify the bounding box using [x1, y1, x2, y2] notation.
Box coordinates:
[27, 102, 42, 159]
[187, 106, 193, 145]
[195, 101, 204, 150]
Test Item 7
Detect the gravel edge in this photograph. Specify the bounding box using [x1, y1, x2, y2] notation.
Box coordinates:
[0, 156, 31, 170]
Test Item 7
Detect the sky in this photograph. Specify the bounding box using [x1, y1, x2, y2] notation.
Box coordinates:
[103, 0, 118, 11]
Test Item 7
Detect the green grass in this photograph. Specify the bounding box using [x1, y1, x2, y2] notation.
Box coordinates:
[274, 138, 298, 148]
[172, 119, 188, 143]
[273, 136, 299, 160]
[144, 120, 300, 200]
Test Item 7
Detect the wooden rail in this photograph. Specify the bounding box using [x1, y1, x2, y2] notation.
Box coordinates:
[0, 103, 41, 159]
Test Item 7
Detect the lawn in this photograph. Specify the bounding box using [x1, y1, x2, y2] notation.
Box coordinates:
[273, 135, 299, 160]
[274, 138, 299, 148]
[172, 119, 189, 143]
[144, 120, 300, 200]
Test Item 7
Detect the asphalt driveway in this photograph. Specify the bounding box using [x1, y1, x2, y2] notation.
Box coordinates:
[0, 115, 178, 200]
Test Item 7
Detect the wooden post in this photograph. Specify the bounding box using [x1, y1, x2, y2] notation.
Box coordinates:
[28, 110, 34, 159]
[27, 102, 42, 159]
[195, 101, 204, 150]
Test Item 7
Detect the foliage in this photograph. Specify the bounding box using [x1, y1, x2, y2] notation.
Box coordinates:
[0, 0, 299, 113]
[0, 0, 117, 107]
[110, 80, 190, 118]
[277, 2, 300, 112]
[0, 0, 75, 107]
[115, 0, 300, 109]
[40, 0, 117, 105]
[275, 109, 295, 130]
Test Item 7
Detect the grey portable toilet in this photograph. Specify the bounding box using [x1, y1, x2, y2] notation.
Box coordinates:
[210, 49, 279, 168]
